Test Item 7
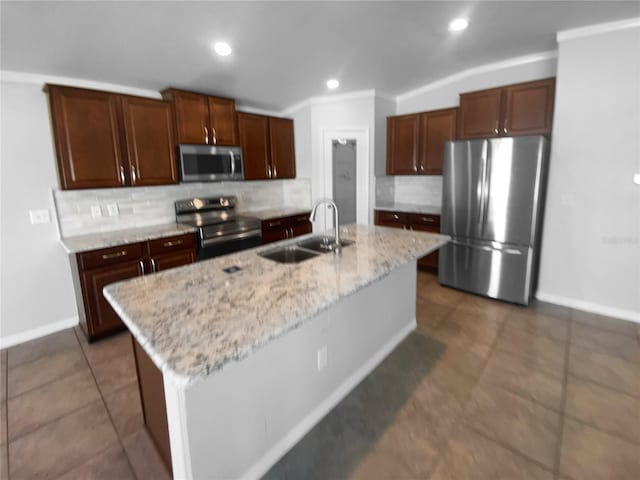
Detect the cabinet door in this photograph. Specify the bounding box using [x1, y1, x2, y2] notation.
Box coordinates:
[80, 260, 144, 339]
[269, 117, 296, 179]
[374, 210, 407, 229]
[458, 87, 503, 139]
[121, 97, 178, 186]
[238, 112, 271, 180]
[208, 97, 239, 146]
[48, 85, 125, 189]
[289, 214, 312, 237]
[409, 220, 440, 271]
[419, 109, 457, 174]
[151, 249, 196, 272]
[170, 90, 209, 144]
[261, 217, 289, 244]
[503, 78, 555, 136]
[387, 114, 420, 174]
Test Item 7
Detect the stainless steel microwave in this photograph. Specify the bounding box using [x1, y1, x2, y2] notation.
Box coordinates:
[178, 145, 244, 182]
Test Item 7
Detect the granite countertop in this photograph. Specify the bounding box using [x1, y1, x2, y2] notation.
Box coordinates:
[375, 203, 442, 215]
[243, 207, 311, 220]
[104, 224, 449, 388]
[60, 223, 198, 253]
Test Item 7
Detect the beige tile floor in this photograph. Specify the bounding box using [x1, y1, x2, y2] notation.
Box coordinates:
[1, 271, 639, 479]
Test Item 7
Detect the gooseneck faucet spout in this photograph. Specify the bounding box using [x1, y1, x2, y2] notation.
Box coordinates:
[309, 198, 341, 254]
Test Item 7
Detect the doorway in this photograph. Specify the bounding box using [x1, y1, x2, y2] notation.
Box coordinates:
[332, 139, 357, 225]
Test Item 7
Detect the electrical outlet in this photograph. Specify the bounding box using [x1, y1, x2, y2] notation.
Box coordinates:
[29, 209, 50, 224]
[317, 345, 328, 371]
[106, 203, 119, 216]
[91, 205, 102, 218]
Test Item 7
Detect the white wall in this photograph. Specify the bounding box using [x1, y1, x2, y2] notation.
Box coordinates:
[0, 80, 78, 342]
[396, 52, 558, 114]
[537, 22, 640, 322]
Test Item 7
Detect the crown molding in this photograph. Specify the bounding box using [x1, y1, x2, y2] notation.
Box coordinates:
[557, 17, 640, 42]
[396, 50, 557, 103]
[282, 89, 376, 115]
[235, 105, 282, 117]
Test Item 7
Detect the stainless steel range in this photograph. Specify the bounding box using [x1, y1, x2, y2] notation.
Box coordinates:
[175, 196, 262, 261]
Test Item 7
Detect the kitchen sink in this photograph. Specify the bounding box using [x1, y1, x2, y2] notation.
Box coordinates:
[294, 236, 354, 253]
[258, 246, 321, 264]
[258, 236, 355, 263]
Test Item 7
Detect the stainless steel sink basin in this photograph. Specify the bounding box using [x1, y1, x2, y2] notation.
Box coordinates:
[258, 246, 321, 264]
[294, 236, 354, 253]
[258, 236, 355, 263]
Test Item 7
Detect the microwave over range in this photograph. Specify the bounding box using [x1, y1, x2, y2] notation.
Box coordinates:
[178, 144, 244, 182]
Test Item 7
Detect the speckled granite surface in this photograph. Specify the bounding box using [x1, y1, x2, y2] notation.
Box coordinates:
[375, 203, 441, 215]
[243, 207, 311, 220]
[60, 223, 197, 253]
[104, 225, 449, 388]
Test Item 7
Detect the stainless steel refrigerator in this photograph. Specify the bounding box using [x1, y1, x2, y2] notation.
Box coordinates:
[438, 136, 549, 305]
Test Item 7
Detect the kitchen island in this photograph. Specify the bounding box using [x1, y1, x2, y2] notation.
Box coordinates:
[104, 224, 449, 479]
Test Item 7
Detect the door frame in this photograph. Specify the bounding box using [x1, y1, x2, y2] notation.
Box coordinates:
[321, 127, 370, 226]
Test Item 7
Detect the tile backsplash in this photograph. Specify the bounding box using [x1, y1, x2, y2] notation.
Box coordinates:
[375, 175, 442, 206]
[54, 179, 311, 237]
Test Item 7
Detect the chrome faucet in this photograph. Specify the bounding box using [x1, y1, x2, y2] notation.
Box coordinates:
[309, 198, 341, 254]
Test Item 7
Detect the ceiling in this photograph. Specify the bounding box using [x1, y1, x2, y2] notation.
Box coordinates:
[1, 1, 638, 111]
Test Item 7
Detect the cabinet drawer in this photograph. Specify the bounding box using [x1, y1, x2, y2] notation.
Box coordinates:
[406, 213, 440, 228]
[290, 213, 311, 225]
[375, 211, 406, 225]
[147, 233, 196, 256]
[262, 217, 287, 230]
[78, 242, 145, 270]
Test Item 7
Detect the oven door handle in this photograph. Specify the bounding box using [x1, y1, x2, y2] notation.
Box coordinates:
[200, 229, 262, 247]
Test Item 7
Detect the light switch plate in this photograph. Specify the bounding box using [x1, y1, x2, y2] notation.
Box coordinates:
[91, 205, 102, 218]
[29, 209, 50, 224]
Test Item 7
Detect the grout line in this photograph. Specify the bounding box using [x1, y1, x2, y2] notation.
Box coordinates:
[561, 411, 640, 447]
[71, 328, 140, 480]
[552, 314, 572, 477]
[425, 307, 511, 478]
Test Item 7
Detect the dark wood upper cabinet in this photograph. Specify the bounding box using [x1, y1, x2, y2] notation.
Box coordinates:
[238, 112, 296, 180]
[503, 78, 555, 136]
[419, 108, 457, 174]
[121, 96, 178, 186]
[387, 114, 420, 174]
[458, 87, 503, 139]
[458, 78, 555, 139]
[269, 117, 296, 179]
[208, 96, 239, 145]
[162, 89, 238, 146]
[387, 108, 456, 175]
[238, 112, 271, 180]
[48, 85, 125, 189]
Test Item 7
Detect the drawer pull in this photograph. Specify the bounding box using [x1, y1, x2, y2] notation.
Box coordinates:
[163, 239, 183, 247]
[393, 214, 399, 220]
[267, 221, 282, 228]
[102, 250, 127, 260]
[421, 217, 435, 223]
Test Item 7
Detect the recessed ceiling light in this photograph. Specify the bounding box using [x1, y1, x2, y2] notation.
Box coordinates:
[326, 79, 339, 90]
[449, 18, 469, 32]
[213, 42, 232, 56]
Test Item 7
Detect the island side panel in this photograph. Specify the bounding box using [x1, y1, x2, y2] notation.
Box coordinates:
[172, 261, 417, 479]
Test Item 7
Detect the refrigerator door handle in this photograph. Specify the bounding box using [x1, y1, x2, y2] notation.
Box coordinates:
[478, 142, 489, 226]
[482, 153, 492, 225]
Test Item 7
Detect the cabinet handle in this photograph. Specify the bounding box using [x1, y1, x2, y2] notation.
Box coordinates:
[413, 162, 417, 172]
[267, 220, 282, 228]
[151, 258, 157, 272]
[494, 119, 499, 135]
[130, 164, 137, 184]
[289, 228, 294, 238]
[102, 250, 127, 260]
[212, 127, 217, 145]
[421, 217, 435, 223]
[163, 239, 183, 247]
[272, 164, 277, 178]
[393, 214, 400, 220]
[139, 260, 145, 274]
[267, 165, 272, 178]
[503, 119, 508, 134]
[119, 165, 126, 185]
[409, 225, 414, 231]
[204, 126, 209, 144]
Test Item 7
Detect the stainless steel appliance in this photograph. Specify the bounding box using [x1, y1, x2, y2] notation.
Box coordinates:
[439, 136, 549, 305]
[175, 196, 262, 261]
[178, 145, 243, 182]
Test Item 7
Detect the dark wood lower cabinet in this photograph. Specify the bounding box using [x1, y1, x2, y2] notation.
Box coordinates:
[261, 213, 311, 245]
[132, 337, 173, 473]
[374, 210, 440, 272]
[152, 249, 196, 272]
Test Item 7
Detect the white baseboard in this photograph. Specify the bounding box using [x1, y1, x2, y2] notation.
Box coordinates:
[241, 318, 416, 480]
[535, 291, 640, 324]
[0, 316, 79, 349]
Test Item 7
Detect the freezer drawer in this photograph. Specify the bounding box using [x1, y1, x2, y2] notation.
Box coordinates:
[438, 240, 534, 305]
